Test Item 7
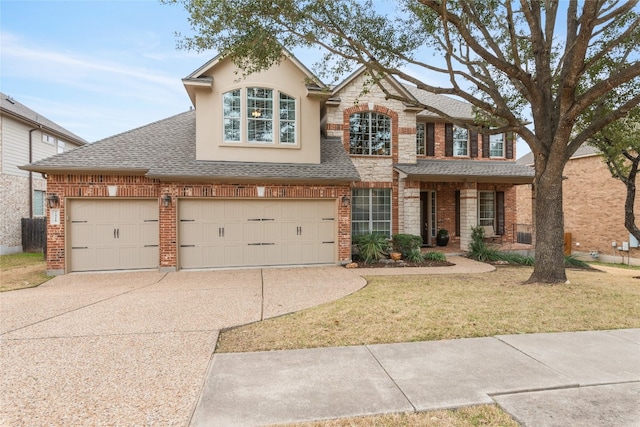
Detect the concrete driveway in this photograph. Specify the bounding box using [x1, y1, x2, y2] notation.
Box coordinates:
[0, 267, 366, 426]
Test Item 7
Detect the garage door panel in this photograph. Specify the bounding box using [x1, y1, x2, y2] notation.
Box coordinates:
[69, 200, 158, 272]
[178, 199, 337, 269]
[318, 242, 335, 263]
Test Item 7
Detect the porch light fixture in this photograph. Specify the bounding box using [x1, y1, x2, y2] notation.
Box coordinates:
[256, 186, 266, 197]
[46, 194, 59, 209]
[162, 194, 172, 207]
[341, 195, 351, 207]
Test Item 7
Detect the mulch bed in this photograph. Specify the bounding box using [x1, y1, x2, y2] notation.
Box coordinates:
[351, 259, 455, 268]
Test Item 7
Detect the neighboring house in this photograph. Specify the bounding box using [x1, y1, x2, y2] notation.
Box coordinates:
[1, 93, 87, 255]
[517, 145, 639, 261]
[23, 53, 534, 275]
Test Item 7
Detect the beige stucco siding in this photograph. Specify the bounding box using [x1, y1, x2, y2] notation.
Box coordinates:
[193, 57, 322, 164]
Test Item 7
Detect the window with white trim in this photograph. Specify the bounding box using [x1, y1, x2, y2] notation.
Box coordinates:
[416, 123, 425, 155]
[478, 191, 495, 228]
[57, 139, 66, 154]
[33, 190, 45, 217]
[223, 89, 241, 142]
[42, 134, 54, 144]
[349, 112, 391, 155]
[351, 188, 392, 237]
[222, 87, 297, 145]
[489, 133, 505, 157]
[453, 126, 469, 156]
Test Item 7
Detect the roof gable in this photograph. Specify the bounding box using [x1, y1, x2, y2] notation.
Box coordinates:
[330, 66, 420, 108]
[0, 92, 88, 145]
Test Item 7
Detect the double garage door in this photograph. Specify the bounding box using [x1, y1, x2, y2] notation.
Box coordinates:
[69, 199, 159, 272]
[179, 199, 336, 269]
[67, 199, 336, 272]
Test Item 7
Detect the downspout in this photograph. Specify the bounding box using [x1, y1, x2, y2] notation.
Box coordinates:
[28, 126, 41, 218]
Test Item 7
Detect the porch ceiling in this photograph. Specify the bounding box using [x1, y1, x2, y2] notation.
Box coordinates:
[395, 159, 535, 184]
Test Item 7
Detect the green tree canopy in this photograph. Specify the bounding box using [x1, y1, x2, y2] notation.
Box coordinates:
[165, 0, 640, 283]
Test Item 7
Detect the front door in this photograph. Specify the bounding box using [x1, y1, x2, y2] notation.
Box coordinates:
[420, 191, 436, 246]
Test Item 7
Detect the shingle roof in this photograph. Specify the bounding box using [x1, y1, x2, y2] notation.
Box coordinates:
[395, 159, 534, 184]
[0, 92, 87, 145]
[516, 144, 601, 165]
[21, 110, 361, 183]
[403, 85, 474, 120]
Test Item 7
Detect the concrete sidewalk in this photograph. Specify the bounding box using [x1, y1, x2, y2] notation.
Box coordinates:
[191, 329, 640, 427]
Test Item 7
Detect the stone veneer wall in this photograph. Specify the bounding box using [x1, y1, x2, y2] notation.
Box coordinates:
[45, 174, 353, 273]
[0, 174, 47, 254]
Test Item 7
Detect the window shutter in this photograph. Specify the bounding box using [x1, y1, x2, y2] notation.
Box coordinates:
[506, 133, 514, 159]
[426, 123, 435, 156]
[470, 130, 478, 158]
[455, 190, 460, 236]
[482, 133, 490, 158]
[496, 191, 505, 235]
[445, 123, 453, 157]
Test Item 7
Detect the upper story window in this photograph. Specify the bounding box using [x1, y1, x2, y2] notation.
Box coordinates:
[57, 140, 66, 154]
[42, 134, 55, 144]
[453, 126, 469, 157]
[349, 112, 391, 155]
[223, 87, 297, 145]
[489, 133, 504, 158]
[416, 123, 425, 155]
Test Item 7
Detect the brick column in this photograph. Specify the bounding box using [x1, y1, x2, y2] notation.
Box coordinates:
[459, 186, 478, 251]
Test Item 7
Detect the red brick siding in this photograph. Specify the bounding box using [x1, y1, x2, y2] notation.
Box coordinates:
[46, 175, 353, 272]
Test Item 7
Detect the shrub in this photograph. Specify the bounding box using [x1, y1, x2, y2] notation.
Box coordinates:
[468, 226, 534, 265]
[353, 233, 390, 264]
[424, 251, 447, 262]
[405, 248, 425, 263]
[392, 234, 423, 257]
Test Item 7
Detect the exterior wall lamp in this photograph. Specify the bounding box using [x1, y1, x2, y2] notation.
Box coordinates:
[46, 194, 59, 209]
[162, 194, 172, 207]
[341, 195, 351, 207]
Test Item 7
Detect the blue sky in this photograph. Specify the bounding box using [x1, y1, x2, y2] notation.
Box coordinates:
[1, 0, 215, 142]
[1, 0, 530, 155]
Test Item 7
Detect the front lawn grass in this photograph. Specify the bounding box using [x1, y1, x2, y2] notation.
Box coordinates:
[217, 266, 640, 353]
[280, 405, 518, 427]
[0, 252, 50, 292]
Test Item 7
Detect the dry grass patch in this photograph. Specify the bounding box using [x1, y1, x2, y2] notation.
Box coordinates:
[217, 266, 640, 353]
[277, 405, 518, 427]
[0, 253, 50, 292]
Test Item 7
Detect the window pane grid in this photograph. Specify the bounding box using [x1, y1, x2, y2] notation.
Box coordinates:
[489, 133, 504, 157]
[279, 93, 296, 144]
[351, 189, 392, 237]
[247, 88, 273, 143]
[453, 126, 468, 156]
[223, 89, 241, 142]
[416, 123, 425, 155]
[479, 191, 495, 227]
[350, 112, 391, 155]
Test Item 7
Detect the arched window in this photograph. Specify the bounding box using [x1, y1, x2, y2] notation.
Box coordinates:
[349, 112, 391, 155]
[222, 88, 297, 145]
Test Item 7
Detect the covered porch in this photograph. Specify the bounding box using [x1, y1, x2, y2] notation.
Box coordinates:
[395, 159, 535, 251]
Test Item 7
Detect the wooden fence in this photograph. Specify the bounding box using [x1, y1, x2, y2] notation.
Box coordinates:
[21, 218, 46, 253]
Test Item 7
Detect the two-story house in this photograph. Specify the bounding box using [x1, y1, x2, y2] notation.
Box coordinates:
[1, 93, 87, 254]
[22, 53, 533, 275]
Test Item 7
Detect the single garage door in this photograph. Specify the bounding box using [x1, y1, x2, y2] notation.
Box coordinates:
[179, 199, 336, 269]
[68, 199, 159, 272]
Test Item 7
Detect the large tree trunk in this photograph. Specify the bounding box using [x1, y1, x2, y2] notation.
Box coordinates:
[527, 155, 567, 284]
[624, 155, 640, 242]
